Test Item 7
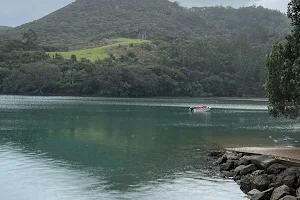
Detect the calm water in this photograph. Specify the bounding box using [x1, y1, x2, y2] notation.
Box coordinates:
[1, 96, 300, 200]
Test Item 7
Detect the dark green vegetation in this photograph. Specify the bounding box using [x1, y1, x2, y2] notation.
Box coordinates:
[266, 0, 300, 118]
[0, 0, 292, 97]
[0, 26, 11, 32]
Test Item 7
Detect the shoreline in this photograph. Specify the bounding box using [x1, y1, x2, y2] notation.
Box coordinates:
[227, 147, 300, 164]
[0, 94, 268, 101]
[208, 147, 300, 200]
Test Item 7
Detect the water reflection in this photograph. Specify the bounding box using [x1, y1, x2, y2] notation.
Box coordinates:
[0, 96, 299, 200]
[189, 112, 212, 123]
[0, 103, 218, 192]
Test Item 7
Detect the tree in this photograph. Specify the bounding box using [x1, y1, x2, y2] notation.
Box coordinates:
[265, 0, 300, 118]
[70, 54, 77, 62]
[3, 62, 61, 94]
[22, 29, 38, 51]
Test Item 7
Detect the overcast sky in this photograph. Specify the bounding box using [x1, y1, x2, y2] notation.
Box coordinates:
[0, 0, 290, 27]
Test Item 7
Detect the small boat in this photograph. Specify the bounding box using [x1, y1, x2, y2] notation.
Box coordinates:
[189, 106, 211, 113]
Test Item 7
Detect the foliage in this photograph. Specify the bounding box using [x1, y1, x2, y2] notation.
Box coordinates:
[266, 0, 300, 118]
[0, 0, 294, 98]
[22, 29, 38, 51]
[0, 1, 290, 47]
[0, 26, 11, 32]
[3, 62, 61, 94]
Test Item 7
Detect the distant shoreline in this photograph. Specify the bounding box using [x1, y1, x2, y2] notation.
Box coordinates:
[0, 94, 268, 102]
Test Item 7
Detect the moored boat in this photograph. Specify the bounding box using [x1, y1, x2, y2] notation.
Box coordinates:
[189, 106, 211, 113]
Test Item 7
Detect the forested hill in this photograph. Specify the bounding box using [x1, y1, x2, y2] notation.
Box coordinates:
[0, 0, 290, 47]
[0, 26, 11, 32]
[0, 0, 293, 97]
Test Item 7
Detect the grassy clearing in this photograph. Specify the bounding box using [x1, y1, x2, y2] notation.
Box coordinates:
[47, 38, 151, 62]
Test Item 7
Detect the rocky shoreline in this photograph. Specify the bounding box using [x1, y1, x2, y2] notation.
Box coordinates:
[208, 150, 300, 200]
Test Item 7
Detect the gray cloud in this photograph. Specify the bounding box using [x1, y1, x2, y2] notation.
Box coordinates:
[0, 0, 290, 27]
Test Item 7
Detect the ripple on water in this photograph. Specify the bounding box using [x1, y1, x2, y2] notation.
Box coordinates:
[0, 144, 246, 200]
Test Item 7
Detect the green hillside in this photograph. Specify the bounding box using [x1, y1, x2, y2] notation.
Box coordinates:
[0, 26, 11, 33]
[0, 0, 291, 47]
[0, 0, 294, 97]
[47, 38, 151, 62]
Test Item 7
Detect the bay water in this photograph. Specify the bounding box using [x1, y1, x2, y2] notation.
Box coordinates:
[0, 96, 299, 200]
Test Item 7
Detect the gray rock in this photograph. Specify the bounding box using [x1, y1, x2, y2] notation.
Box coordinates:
[271, 185, 290, 200]
[222, 171, 234, 178]
[236, 180, 241, 185]
[253, 175, 270, 191]
[239, 155, 255, 165]
[290, 188, 296, 196]
[241, 174, 255, 193]
[220, 160, 234, 171]
[248, 189, 261, 196]
[216, 155, 227, 165]
[296, 187, 300, 197]
[233, 165, 246, 177]
[261, 158, 278, 170]
[295, 176, 300, 188]
[208, 151, 224, 157]
[279, 195, 297, 200]
[241, 164, 258, 175]
[225, 152, 242, 160]
[269, 174, 277, 183]
[233, 160, 239, 168]
[275, 168, 299, 188]
[252, 170, 266, 176]
[239, 156, 251, 166]
[268, 164, 288, 175]
[234, 175, 241, 181]
[249, 155, 277, 169]
[251, 187, 274, 200]
[282, 175, 297, 188]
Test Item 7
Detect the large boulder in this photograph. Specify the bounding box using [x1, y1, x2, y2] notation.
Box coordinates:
[253, 175, 270, 191]
[275, 168, 300, 188]
[233, 160, 239, 168]
[233, 165, 246, 177]
[268, 164, 287, 175]
[224, 151, 243, 160]
[215, 155, 227, 165]
[240, 164, 258, 175]
[260, 158, 278, 170]
[269, 174, 277, 184]
[278, 195, 297, 200]
[271, 185, 290, 200]
[222, 171, 234, 178]
[220, 160, 234, 171]
[282, 175, 297, 188]
[239, 156, 251, 165]
[249, 155, 277, 169]
[248, 189, 261, 196]
[295, 176, 300, 188]
[251, 187, 274, 200]
[241, 174, 255, 193]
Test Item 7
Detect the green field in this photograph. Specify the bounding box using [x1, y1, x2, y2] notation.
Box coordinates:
[47, 38, 151, 62]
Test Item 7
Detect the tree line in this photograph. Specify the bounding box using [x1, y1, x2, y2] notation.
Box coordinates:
[0, 29, 270, 97]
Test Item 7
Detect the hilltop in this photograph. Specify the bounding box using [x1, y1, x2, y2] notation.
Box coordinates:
[0, 26, 11, 32]
[0, 0, 291, 47]
[0, 0, 294, 98]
